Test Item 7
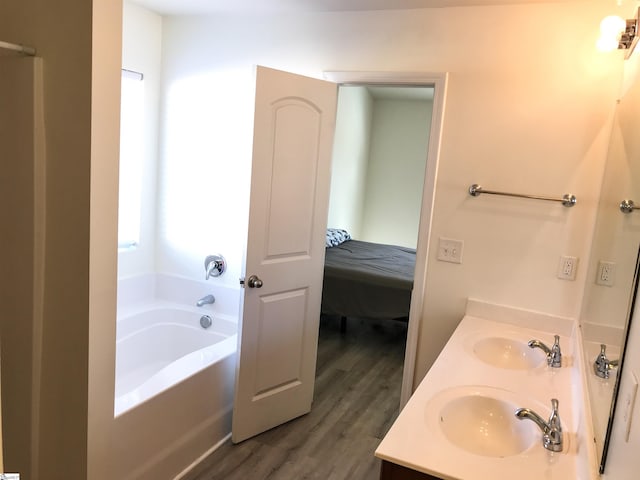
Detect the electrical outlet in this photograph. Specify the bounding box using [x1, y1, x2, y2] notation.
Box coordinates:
[557, 255, 578, 281]
[596, 261, 616, 287]
[437, 237, 464, 264]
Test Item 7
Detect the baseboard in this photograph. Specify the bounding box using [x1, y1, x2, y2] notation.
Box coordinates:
[174, 432, 232, 480]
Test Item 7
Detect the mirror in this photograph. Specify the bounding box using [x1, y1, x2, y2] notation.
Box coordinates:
[580, 58, 640, 472]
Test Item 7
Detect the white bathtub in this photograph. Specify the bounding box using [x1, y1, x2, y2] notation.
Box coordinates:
[115, 305, 237, 416]
[112, 274, 239, 480]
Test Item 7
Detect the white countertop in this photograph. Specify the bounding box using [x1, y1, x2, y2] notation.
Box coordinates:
[375, 302, 591, 480]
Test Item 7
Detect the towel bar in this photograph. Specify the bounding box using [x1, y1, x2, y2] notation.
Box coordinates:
[469, 184, 577, 208]
[0, 40, 36, 56]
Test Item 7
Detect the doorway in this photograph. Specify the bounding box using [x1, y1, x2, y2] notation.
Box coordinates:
[324, 72, 447, 409]
[316, 83, 435, 435]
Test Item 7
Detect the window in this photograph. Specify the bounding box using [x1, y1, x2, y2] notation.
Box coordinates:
[118, 69, 145, 249]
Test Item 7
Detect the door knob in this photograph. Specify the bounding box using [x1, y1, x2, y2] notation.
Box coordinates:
[246, 275, 263, 288]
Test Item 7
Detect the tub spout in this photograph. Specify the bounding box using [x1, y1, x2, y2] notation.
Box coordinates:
[196, 294, 215, 307]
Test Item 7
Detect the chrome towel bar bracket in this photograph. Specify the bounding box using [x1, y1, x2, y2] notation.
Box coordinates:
[620, 199, 640, 214]
[468, 184, 577, 208]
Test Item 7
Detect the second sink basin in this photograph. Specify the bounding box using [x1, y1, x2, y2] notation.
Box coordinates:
[472, 336, 545, 370]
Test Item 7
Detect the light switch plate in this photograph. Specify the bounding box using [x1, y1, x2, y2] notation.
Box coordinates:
[622, 370, 638, 442]
[437, 237, 464, 264]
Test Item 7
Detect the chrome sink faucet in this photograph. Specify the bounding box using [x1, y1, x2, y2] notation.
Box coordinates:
[196, 294, 215, 307]
[594, 344, 619, 379]
[515, 398, 563, 452]
[528, 334, 562, 368]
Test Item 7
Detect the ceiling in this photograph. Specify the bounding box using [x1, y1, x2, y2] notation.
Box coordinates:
[130, 0, 578, 16]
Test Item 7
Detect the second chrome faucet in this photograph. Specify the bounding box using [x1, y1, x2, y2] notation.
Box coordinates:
[528, 334, 562, 368]
[594, 344, 619, 379]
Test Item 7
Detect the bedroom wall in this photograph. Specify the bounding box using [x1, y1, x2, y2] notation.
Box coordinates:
[117, 1, 163, 279]
[160, 1, 621, 383]
[327, 86, 373, 239]
[327, 89, 432, 249]
[361, 97, 432, 248]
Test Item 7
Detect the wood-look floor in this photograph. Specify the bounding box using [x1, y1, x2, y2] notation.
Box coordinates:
[184, 315, 408, 480]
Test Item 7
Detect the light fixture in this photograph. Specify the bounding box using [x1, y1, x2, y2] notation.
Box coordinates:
[597, 7, 639, 58]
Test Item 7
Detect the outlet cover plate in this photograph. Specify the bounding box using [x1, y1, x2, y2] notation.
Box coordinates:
[596, 261, 616, 287]
[557, 255, 578, 281]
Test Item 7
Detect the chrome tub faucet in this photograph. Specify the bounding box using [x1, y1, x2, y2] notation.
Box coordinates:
[204, 254, 226, 279]
[515, 398, 563, 452]
[528, 334, 562, 368]
[196, 294, 215, 307]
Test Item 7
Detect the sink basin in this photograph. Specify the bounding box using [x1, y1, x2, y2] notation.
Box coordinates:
[427, 387, 538, 457]
[473, 336, 545, 370]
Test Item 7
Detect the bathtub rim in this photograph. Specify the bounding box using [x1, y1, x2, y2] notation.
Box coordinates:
[114, 301, 238, 417]
[115, 332, 237, 417]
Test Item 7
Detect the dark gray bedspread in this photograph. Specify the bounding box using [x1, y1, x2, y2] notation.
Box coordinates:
[321, 239, 416, 320]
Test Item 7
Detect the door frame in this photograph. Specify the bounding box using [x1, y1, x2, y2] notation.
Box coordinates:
[323, 71, 448, 409]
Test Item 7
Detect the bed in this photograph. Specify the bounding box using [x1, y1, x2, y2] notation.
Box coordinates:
[321, 237, 416, 325]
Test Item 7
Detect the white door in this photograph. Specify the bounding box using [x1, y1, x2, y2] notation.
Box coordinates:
[232, 66, 338, 443]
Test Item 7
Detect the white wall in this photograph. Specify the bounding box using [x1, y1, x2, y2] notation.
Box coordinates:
[361, 97, 432, 248]
[156, 52, 255, 289]
[88, 1, 123, 476]
[410, 7, 622, 382]
[118, 2, 162, 278]
[327, 86, 373, 239]
[161, 2, 622, 385]
[0, 55, 40, 480]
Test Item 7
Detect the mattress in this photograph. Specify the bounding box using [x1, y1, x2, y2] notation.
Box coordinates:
[321, 239, 416, 320]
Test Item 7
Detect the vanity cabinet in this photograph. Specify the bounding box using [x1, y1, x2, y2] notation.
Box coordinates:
[380, 460, 442, 480]
[374, 304, 581, 480]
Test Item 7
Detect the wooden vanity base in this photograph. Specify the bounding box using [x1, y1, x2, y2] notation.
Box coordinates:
[380, 460, 443, 480]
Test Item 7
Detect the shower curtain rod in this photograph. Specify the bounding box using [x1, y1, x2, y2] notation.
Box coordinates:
[0, 40, 36, 56]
